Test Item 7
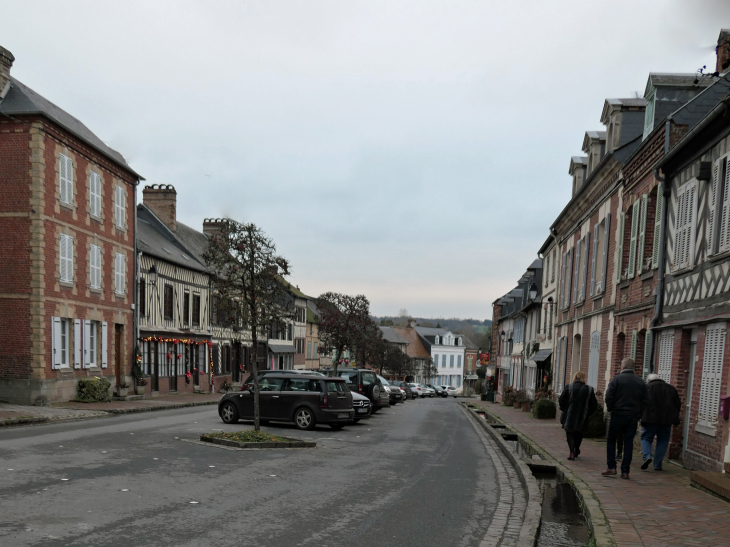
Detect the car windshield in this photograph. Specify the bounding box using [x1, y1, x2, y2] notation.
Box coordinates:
[338, 371, 358, 383]
[378, 376, 390, 385]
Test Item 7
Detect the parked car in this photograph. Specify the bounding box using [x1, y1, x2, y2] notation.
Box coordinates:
[427, 384, 448, 398]
[218, 373, 354, 430]
[350, 391, 371, 422]
[442, 385, 459, 398]
[420, 384, 435, 397]
[378, 375, 403, 404]
[335, 368, 390, 413]
[393, 381, 413, 400]
[408, 383, 424, 398]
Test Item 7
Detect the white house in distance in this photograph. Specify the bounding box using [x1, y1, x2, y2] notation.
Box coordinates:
[414, 326, 466, 387]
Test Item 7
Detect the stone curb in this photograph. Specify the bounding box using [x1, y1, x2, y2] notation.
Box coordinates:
[200, 434, 316, 449]
[0, 416, 49, 428]
[103, 400, 220, 414]
[473, 404, 616, 547]
[461, 403, 541, 547]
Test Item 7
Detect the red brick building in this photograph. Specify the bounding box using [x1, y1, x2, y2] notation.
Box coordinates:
[0, 46, 141, 404]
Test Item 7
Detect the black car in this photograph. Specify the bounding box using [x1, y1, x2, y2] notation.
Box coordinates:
[378, 375, 403, 404]
[426, 384, 448, 397]
[392, 381, 414, 400]
[218, 373, 354, 430]
[333, 368, 390, 413]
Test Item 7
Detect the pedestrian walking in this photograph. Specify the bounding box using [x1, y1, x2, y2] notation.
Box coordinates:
[601, 358, 650, 479]
[640, 373, 681, 471]
[559, 370, 597, 461]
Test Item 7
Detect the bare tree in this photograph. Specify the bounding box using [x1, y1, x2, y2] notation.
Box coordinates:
[420, 358, 438, 383]
[204, 220, 294, 431]
[316, 292, 372, 375]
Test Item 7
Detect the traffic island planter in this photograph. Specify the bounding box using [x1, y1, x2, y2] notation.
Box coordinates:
[200, 434, 316, 449]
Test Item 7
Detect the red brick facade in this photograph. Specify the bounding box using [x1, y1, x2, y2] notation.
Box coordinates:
[0, 111, 138, 404]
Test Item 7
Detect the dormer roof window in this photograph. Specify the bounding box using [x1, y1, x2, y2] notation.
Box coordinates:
[643, 88, 656, 140]
[434, 335, 439, 345]
[582, 131, 607, 175]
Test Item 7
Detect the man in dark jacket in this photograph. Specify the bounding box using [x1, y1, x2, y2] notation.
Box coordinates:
[601, 358, 650, 479]
[640, 374, 681, 471]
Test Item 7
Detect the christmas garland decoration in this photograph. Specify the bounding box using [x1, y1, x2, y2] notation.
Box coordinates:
[139, 336, 214, 385]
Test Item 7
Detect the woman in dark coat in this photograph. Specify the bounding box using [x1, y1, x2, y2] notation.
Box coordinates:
[558, 370, 597, 460]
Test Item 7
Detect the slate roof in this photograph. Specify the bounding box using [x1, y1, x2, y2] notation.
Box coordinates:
[461, 335, 479, 351]
[379, 326, 409, 345]
[390, 327, 432, 359]
[0, 77, 140, 177]
[136, 204, 207, 272]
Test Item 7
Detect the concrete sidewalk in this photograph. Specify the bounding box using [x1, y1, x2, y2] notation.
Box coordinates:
[0, 403, 108, 426]
[475, 400, 730, 547]
[53, 392, 222, 413]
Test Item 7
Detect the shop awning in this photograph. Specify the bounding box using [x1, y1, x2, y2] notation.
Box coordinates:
[531, 349, 552, 363]
[465, 374, 479, 380]
[268, 342, 295, 354]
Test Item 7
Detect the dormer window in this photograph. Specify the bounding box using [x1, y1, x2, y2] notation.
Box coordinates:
[457, 337, 462, 346]
[643, 90, 656, 140]
[434, 335, 439, 345]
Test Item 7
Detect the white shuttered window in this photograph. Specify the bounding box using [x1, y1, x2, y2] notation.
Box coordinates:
[114, 185, 125, 228]
[59, 154, 73, 205]
[90, 244, 101, 289]
[673, 181, 697, 271]
[115, 253, 125, 294]
[59, 234, 73, 282]
[698, 323, 726, 429]
[652, 192, 664, 269]
[89, 171, 102, 217]
[657, 331, 674, 383]
[637, 195, 648, 274]
[628, 200, 640, 278]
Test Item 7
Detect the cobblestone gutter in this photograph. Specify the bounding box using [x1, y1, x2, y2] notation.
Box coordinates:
[460, 403, 541, 547]
[471, 404, 616, 547]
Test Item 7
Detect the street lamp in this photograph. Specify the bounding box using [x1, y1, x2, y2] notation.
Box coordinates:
[148, 264, 158, 286]
[529, 283, 538, 301]
[500, 330, 505, 341]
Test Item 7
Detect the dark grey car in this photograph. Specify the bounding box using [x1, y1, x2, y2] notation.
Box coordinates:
[218, 374, 354, 430]
[334, 368, 390, 413]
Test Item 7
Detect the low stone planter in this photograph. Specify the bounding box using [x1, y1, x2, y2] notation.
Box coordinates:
[521, 401, 531, 412]
[200, 434, 316, 449]
[118, 388, 129, 397]
[513, 401, 520, 409]
[134, 385, 145, 395]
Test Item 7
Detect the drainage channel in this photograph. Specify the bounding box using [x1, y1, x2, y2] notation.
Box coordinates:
[480, 415, 590, 547]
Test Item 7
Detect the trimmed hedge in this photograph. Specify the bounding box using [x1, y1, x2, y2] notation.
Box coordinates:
[532, 398, 556, 419]
[585, 405, 606, 438]
[77, 377, 112, 402]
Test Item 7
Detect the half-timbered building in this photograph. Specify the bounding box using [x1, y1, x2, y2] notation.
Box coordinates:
[137, 188, 212, 395]
[652, 69, 730, 471]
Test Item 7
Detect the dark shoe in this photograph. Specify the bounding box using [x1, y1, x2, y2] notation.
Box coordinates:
[654, 467, 663, 471]
[568, 452, 575, 461]
[641, 457, 652, 470]
[621, 473, 630, 480]
[616, 451, 623, 459]
[575, 448, 581, 458]
[601, 469, 617, 476]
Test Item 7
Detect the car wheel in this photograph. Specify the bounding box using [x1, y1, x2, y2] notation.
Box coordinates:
[220, 402, 239, 424]
[352, 418, 360, 424]
[294, 407, 316, 431]
[371, 407, 379, 414]
[330, 423, 345, 430]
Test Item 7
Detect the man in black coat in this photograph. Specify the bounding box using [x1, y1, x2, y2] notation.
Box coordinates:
[640, 373, 681, 471]
[601, 358, 649, 479]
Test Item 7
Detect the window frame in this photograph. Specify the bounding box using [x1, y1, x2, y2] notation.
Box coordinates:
[114, 184, 126, 229]
[164, 284, 174, 320]
[89, 244, 101, 289]
[183, 291, 190, 325]
[60, 234, 73, 283]
[114, 252, 125, 295]
[59, 153, 73, 206]
[672, 179, 698, 272]
[89, 171, 102, 217]
[192, 294, 201, 326]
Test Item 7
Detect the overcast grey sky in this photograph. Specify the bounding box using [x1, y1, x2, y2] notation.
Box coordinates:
[3, 1, 729, 319]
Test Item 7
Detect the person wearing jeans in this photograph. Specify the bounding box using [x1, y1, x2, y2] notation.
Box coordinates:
[640, 373, 681, 471]
[602, 358, 649, 479]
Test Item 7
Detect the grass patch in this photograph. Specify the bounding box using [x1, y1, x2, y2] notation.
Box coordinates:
[207, 430, 288, 443]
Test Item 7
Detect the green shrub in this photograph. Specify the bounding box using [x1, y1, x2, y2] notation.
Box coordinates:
[76, 377, 112, 402]
[532, 398, 556, 419]
[585, 405, 606, 438]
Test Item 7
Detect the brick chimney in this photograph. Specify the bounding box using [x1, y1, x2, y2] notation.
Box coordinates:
[0, 46, 14, 99]
[202, 218, 228, 238]
[142, 184, 177, 233]
[717, 29, 730, 74]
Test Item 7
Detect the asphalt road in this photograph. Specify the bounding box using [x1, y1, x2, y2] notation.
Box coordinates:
[0, 397, 501, 547]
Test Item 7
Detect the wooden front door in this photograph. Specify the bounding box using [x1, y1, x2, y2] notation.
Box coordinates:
[114, 325, 122, 386]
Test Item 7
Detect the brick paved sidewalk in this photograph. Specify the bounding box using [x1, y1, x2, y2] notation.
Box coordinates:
[475, 401, 730, 547]
[52, 392, 221, 413]
[0, 402, 108, 426]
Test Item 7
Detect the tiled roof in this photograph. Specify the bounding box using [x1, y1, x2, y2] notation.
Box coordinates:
[137, 205, 207, 272]
[0, 78, 140, 177]
[379, 326, 409, 345]
[391, 327, 432, 359]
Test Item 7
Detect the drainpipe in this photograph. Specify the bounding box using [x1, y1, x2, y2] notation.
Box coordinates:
[647, 118, 672, 374]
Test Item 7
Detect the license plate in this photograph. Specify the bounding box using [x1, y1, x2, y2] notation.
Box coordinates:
[337, 413, 349, 418]
[357, 408, 367, 413]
